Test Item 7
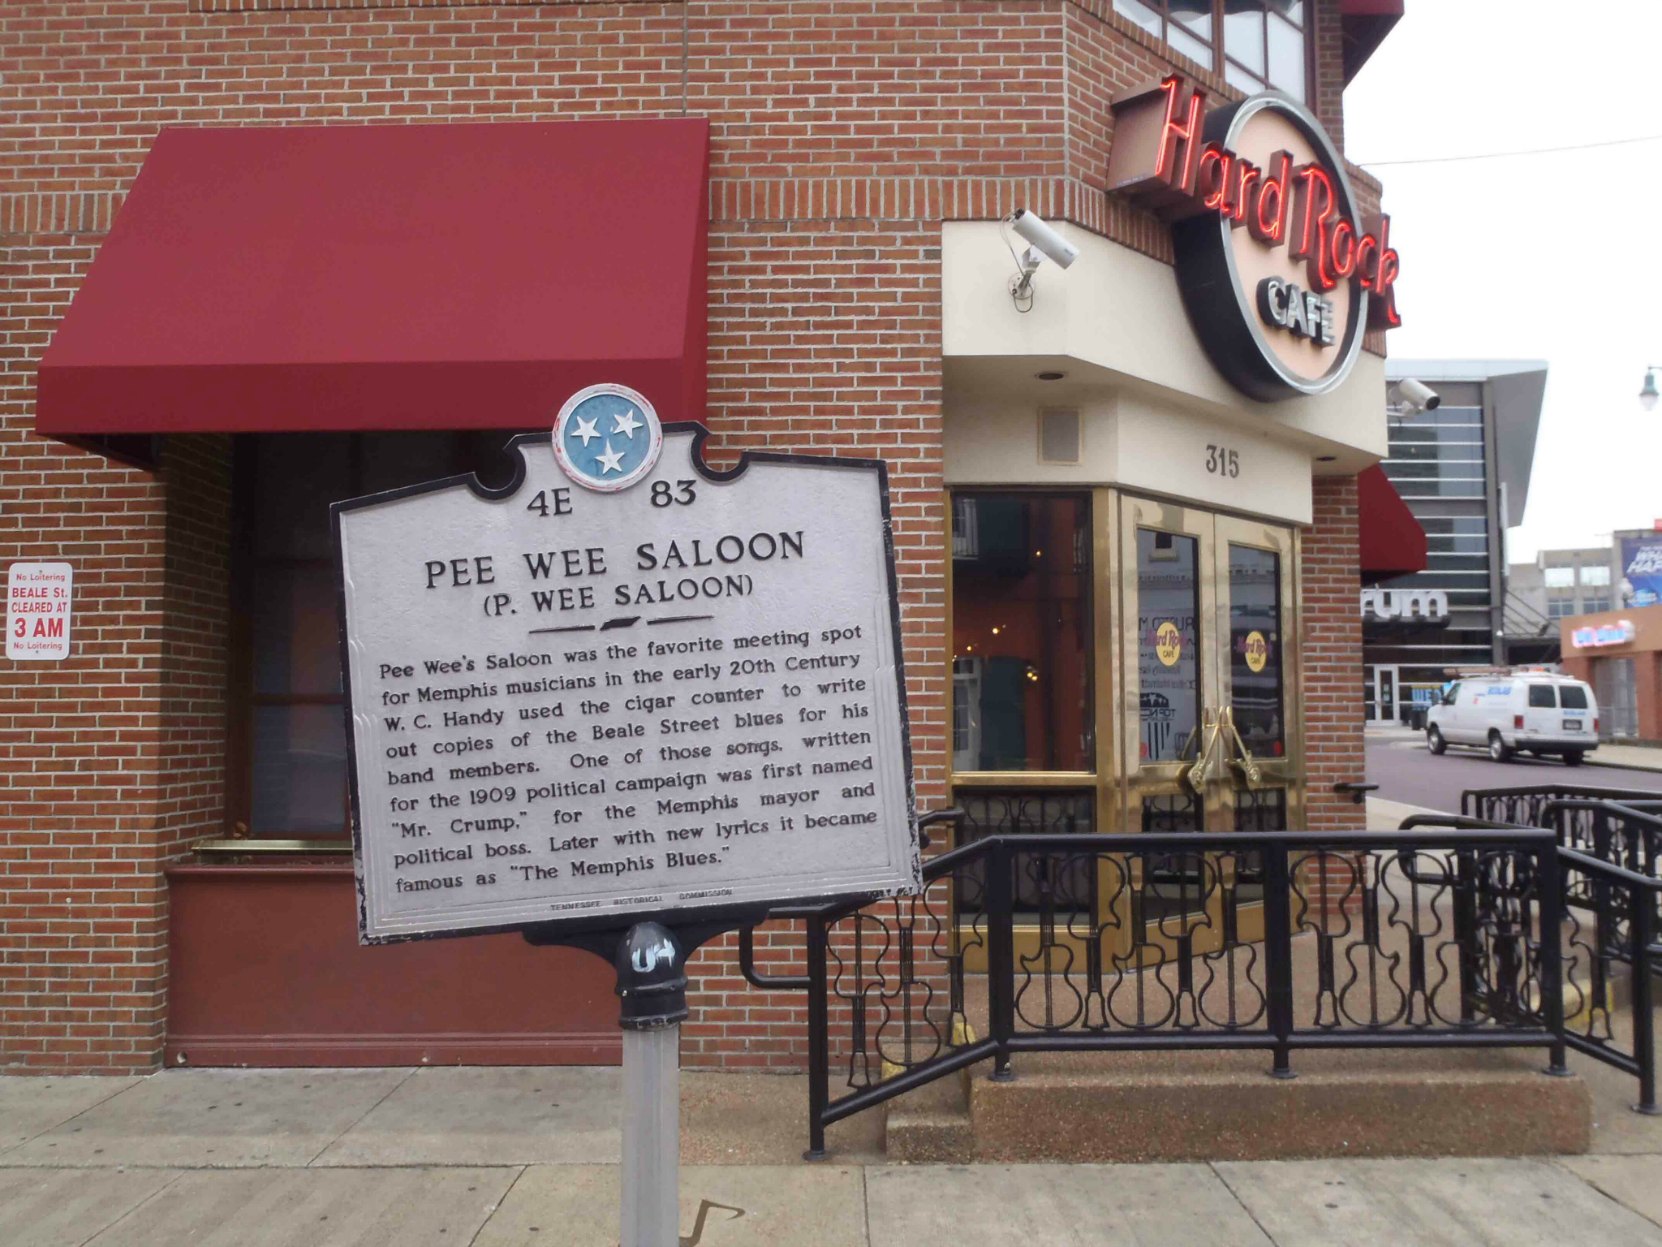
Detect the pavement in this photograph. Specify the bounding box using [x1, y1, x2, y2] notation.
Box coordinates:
[3, 1058, 1662, 1247]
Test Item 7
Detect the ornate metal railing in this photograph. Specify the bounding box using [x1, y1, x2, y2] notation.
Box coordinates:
[1454, 786, 1662, 1116]
[1559, 846, 1662, 1112]
[1461, 783, 1658, 835]
[747, 823, 1606, 1158]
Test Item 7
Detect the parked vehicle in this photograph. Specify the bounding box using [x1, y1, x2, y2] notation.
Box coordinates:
[1425, 673, 1599, 765]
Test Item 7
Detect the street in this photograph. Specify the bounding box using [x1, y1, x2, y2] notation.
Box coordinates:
[1365, 727, 1662, 815]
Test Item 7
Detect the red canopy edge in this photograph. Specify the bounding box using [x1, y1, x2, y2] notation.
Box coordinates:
[1357, 463, 1428, 585]
[36, 117, 709, 436]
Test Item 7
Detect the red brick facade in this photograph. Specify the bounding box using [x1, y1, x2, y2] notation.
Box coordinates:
[3, 0, 1377, 1073]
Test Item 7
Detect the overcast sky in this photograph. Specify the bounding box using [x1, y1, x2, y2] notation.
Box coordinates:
[1345, 0, 1662, 562]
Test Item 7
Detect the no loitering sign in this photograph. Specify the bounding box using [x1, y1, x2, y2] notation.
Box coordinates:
[335, 390, 918, 944]
[7, 562, 73, 661]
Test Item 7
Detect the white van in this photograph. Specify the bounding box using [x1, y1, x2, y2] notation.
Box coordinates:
[1425, 674, 1599, 765]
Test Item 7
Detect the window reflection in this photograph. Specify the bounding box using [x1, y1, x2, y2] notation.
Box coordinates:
[1136, 529, 1201, 764]
[1229, 544, 1284, 756]
[952, 494, 1092, 772]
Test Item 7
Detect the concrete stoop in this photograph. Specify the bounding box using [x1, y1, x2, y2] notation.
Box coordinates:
[884, 1049, 1591, 1163]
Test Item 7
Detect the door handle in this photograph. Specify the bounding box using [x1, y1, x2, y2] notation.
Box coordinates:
[1219, 705, 1265, 787]
[1182, 706, 1226, 794]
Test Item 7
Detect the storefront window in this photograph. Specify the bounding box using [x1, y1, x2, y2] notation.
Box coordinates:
[951, 494, 1092, 772]
[1115, 0, 1308, 100]
[233, 431, 522, 837]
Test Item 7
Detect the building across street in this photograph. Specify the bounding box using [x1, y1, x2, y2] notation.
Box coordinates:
[1360, 359, 1546, 724]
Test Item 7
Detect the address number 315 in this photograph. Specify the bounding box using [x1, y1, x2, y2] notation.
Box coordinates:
[1205, 444, 1240, 479]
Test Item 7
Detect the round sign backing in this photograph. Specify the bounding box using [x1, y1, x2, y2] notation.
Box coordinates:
[1172, 90, 1367, 402]
[552, 383, 663, 493]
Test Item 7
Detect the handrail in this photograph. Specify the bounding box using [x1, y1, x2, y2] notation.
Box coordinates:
[737, 922, 809, 991]
[1398, 813, 1516, 832]
[741, 807, 970, 990]
[1461, 783, 1658, 820]
[1543, 798, 1662, 833]
[1560, 847, 1662, 892]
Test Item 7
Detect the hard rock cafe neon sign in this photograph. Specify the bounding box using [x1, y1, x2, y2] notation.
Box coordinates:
[1108, 75, 1402, 401]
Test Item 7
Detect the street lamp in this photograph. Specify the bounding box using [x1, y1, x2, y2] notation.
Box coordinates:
[1640, 365, 1661, 413]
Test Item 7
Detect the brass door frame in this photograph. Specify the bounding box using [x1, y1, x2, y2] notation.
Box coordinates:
[947, 487, 1304, 966]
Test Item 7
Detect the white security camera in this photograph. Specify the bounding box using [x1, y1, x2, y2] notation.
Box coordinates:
[1394, 377, 1441, 416]
[1010, 209, 1079, 270]
[1003, 210, 1078, 312]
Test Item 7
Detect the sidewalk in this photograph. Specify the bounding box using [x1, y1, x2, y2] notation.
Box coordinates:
[3, 1056, 1661, 1247]
[1588, 739, 1662, 773]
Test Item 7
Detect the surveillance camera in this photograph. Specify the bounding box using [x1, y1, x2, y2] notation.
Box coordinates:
[1395, 377, 1441, 416]
[1009, 209, 1078, 270]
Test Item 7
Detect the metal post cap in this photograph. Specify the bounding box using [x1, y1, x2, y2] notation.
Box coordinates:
[614, 921, 689, 1030]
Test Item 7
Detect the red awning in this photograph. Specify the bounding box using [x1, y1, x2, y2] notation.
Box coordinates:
[36, 117, 709, 436]
[1358, 463, 1428, 584]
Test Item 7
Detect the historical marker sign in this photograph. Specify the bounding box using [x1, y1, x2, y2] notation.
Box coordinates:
[335, 393, 918, 943]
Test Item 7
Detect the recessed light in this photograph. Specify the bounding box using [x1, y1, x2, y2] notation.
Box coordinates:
[1035, 371, 1066, 382]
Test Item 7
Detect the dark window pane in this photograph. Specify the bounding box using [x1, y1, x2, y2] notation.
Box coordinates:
[360, 431, 466, 494]
[1229, 544, 1284, 756]
[1386, 442, 1484, 466]
[253, 435, 351, 560]
[952, 494, 1092, 772]
[1561, 685, 1590, 710]
[1137, 528, 1201, 764]
[1528, 684, 1556, 708]
[250, 704, 348, 835]
[252, 565, 342, 697]
[1398, 479, 1485, 498]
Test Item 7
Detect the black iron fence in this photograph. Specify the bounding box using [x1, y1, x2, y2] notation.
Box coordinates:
[741, 820, 1633, 1158]
[1462, 784, 1662, 1111]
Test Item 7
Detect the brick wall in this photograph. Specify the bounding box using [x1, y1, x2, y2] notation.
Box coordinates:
[0, 220, 234, 1069]
[1300, 475, 1365, 834]
[2, 0, 1383, 1072]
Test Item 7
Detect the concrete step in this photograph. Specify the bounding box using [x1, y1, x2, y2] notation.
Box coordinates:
[886, 1046, 1590, 1164]
[883, 1066, 974, 1163]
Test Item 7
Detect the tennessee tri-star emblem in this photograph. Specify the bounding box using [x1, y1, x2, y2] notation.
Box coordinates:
[552, 382, 663, 492]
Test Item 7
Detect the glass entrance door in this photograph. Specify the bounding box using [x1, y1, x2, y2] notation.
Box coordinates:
[1112, 496, 1301, 952]
[1369, 665, 1399, 725]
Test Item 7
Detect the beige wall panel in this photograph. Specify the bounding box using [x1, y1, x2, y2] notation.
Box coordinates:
[941, 222, 1387, 465]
